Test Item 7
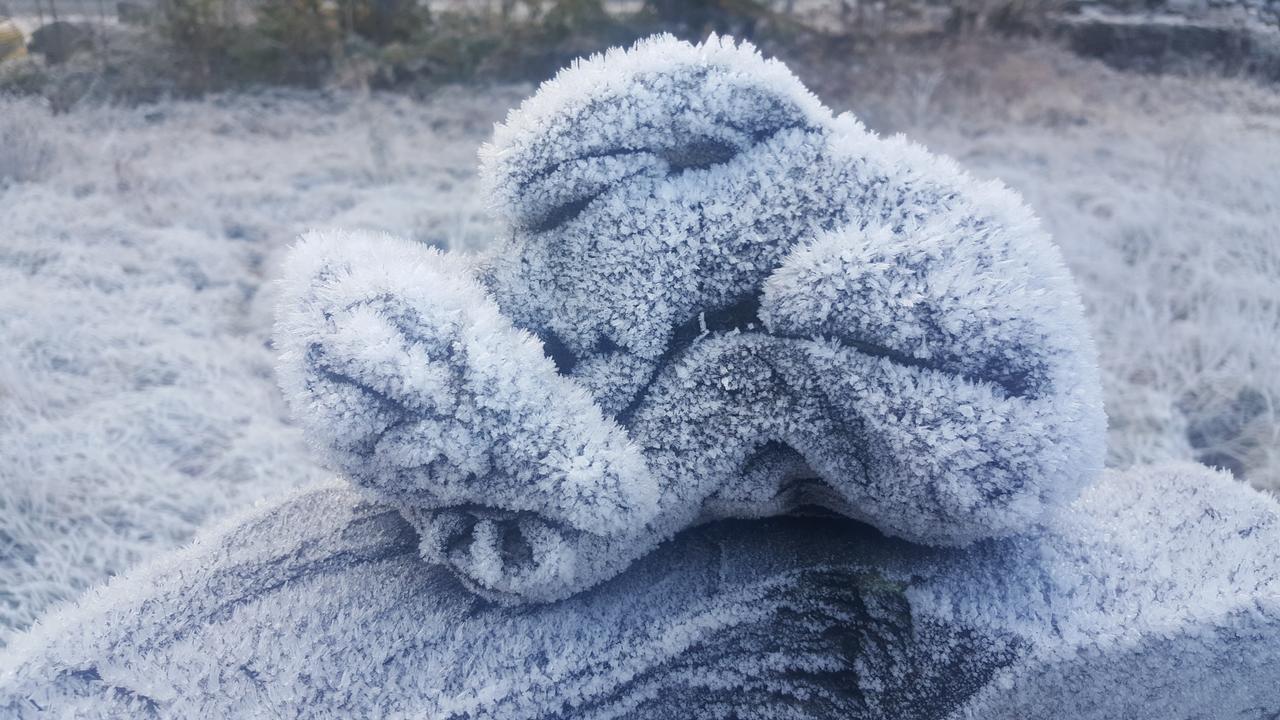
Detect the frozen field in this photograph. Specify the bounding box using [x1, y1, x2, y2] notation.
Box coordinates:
[1, 39, 1277, 646]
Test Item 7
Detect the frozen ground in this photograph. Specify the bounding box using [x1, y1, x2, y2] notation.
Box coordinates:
[0, 87, 519, 645]
[1, 39, 1277, 647]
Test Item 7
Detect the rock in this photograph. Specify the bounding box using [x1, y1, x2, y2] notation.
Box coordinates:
[1051, 9, 1280, 82]
[1, 462, 1275, 718]
[0, 19, 25, 62]
[28, 22, 92, 66]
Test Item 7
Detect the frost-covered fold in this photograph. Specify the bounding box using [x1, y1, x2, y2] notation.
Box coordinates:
[279, 34, 1106, 602]
[276, 230, 659, 598]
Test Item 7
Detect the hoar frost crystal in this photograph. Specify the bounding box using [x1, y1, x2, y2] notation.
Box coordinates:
[276, 34, 1106, 603]
[3, 36, 1277, 720]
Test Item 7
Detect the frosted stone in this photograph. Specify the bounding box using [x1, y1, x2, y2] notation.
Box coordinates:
[2, 463, 1275, 718]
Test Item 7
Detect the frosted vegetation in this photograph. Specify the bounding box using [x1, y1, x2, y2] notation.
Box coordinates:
[1, 33, 1278, 647]
[0, 88, 514, 644]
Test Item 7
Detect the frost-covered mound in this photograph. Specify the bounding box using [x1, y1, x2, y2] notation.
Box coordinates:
[1, 462, 1275, 718]
[3, 35, 1277, 652]
[277, 35, 1105, 603]
[0, 90, 508, 646]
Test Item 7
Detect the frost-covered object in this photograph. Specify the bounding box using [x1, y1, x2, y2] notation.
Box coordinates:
[1, 463, 1276, 718]
[276, 35, 1105, 603]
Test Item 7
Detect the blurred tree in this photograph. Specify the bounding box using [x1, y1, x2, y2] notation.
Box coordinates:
[254, 0, 339, 82]
[644, 0, 765, 39]
[339, 0, 428, 45]
[156, 0, 234, 88]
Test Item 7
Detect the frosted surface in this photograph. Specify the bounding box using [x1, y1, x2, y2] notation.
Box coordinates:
[1, 463, 1275, 718]
[276, 35, 1106, 603]
[5, 36, 1278, 645]
[0, 89, 509, 645]
[5, 34, 1273, 719]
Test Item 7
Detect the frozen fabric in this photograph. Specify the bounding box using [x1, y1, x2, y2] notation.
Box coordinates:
[275, 35, 1105, 603]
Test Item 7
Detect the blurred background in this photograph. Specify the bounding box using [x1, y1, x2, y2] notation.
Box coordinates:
[1, 0, 1278, 104]
[1, 0, 1277, 655]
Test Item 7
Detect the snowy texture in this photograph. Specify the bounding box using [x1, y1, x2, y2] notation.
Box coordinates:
[3, 37, 1278, 644]
[1, 462, 1275, 718]
[844, 42, 1280, 491]
[277, 231, 659, 597]
[0, 90, 510, 646]
[277, 36, 1105, 603]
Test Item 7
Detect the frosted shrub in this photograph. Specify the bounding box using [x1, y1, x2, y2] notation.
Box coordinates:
[277, 35, 1106, 603]
[0, 97, 57, 186]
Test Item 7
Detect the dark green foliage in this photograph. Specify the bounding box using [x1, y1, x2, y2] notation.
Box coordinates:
[245, 0, 341, 85]
[0, 0, 823, 102]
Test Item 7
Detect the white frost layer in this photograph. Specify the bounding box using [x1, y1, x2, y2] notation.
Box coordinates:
[0, 90, 510, 646]
[0, 463, 1275, 719]
[278, 35, 1105, 602]
[3, 37, 1278, 651]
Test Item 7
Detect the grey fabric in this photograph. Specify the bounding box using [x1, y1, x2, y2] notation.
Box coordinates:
[276, 34, 1105, 604]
